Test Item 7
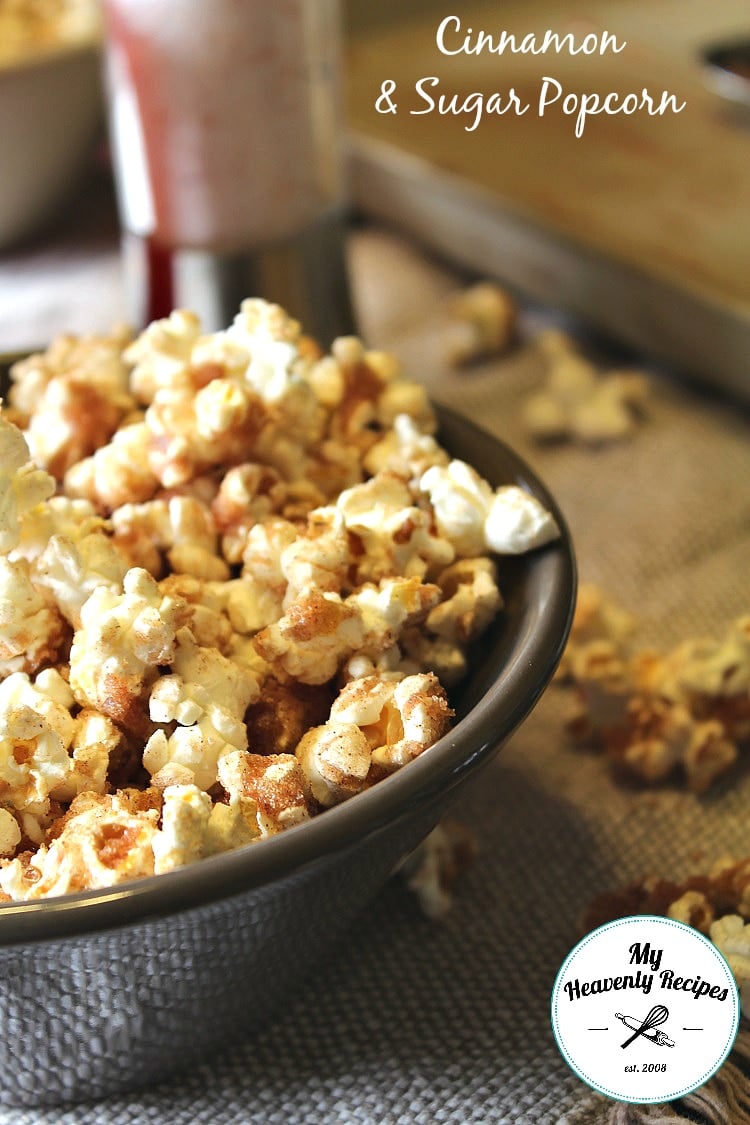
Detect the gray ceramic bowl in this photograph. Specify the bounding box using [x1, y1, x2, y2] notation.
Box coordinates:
[0, 401, 576, 1107]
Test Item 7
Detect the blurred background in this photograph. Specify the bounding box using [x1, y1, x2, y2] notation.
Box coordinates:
[1, 0, 749, 399]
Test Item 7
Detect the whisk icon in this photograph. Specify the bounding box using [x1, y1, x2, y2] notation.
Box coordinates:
[615, 1005, 675, 1048]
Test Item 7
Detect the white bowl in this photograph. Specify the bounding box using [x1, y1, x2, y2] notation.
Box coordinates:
[0, 40, 102, 249]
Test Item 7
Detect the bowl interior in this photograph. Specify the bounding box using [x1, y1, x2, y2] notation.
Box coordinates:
[0, 365, 576, 944]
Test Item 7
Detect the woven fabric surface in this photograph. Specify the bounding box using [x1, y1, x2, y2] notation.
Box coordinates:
[1, 226, 748, 1125]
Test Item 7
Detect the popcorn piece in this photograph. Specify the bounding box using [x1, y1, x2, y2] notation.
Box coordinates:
[64, 422, 159, 512]
[426, 558, 501, 644]
[112, 497, 229, 582]
[0, 790, 161, 901]
[211, 463, 287, 563]
[143, 629, 260, 791]
[524, 330, 648, 445]
[280, 506, 351, 602]
[69, 567, 187, 728]
[484, 486, 560, 554]
[420, 460, 559, 557]
[157, 574, 234, 653]
[152, 784, 212, 874]
[557, 584, 635, 680]
[13, 496, 105, 566]
[0, 411, 56, 555]
[9, 326, 132, 419]
[336, 475, 454, 583]
[667, 890, 716, 932]
[0, 670, 76, 818]
[363, 413, 449, 482]
[217, 749, 310, 837]
[0, 557, 69, 678]
[0, 808, 21, 858]
[253, 589, 362, 685]
[330, 672, 453, 770]
[257, 576, 442, 687]
[443, 282, 518, 367]
[295, 721, 372, 807]
[34, 532, 128, 627]
[124, 309, 203, 404]
[401, 819, 479, 918]
[54, 709, 125, 802]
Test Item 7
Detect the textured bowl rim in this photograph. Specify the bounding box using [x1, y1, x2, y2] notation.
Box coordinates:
[0, 404, 576, 946]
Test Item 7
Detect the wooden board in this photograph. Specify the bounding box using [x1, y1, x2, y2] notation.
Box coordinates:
[344, 0, 750, 401]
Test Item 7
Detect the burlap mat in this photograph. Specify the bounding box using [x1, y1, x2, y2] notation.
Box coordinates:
[1, 226, 748, 1124]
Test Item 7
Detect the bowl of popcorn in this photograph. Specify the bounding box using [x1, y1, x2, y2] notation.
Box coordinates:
[0, 0, 102, 249]
[0, 300, 575, 1106]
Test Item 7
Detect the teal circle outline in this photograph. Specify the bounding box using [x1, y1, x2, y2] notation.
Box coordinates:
[550, 915, 741, 1104]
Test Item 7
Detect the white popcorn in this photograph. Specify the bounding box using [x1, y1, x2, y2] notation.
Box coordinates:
[144, 630, 259, 791]
[34, 532, 128, 627]
[363, 413, 449, 481]
[69, 567, 186, 726]
[484, 486, 560, 554]
[152, 784, 212, 874]
[112, 496, 228, 583]
[13, 496, 104, 565]
[420, 461, 493, 557]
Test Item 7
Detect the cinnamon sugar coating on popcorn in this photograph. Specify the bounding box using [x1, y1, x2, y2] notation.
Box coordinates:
[0, 299, 561, 901]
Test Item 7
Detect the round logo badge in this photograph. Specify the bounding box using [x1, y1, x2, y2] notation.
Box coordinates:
[551, 916, 740, 1103]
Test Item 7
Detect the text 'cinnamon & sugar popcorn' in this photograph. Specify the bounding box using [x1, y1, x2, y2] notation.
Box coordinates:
[0, 299, 560, 901]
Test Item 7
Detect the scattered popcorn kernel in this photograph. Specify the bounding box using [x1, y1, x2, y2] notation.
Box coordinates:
[401, 819, 479, 918]
[524, 330, 648, 445]
[443, 282, 518, 367]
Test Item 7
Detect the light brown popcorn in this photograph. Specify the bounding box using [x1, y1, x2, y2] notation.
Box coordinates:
[363, 413, 449, 484]
[244, 678, 335, 758]
[524, 330, 648, 445]
[295, 721, 372, 807]
[24, 375, 134, 481]
[211, 463, 288, 563]
[557, 584, 635, 679]
[330, 672, 453, 770]
[280, 507, 351, 602]
[217, 749, 310, 837]
[124, 309, 204, 405]
[667, 890, 716, 931]
[399, 628, 468, 687]
[0, 669, 75, 821]
[426, 558, 502, 645]
[0, 789, 162, 901]
[64, 422, 159, 512]
[0, 557, 69, 679]
[157, 574, 234, 653]
[69, 567, 187, 729]
[565, 640, 633, 741]
[9, 326, 132, 419]
[0, 808, 21, 858]
[443, 282, 518, 367]
[111, 497, 228, 583]
[336, 474, 454, 584]
[0, 411, 56, 556]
